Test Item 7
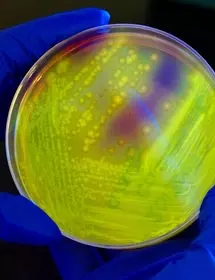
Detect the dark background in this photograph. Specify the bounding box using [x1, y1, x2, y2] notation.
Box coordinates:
[0, 0, 214, 279]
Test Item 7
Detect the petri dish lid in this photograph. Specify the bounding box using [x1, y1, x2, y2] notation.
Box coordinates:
[6, 24, 215, 249]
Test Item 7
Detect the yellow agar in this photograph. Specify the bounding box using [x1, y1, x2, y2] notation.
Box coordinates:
[13, 34, 215, 247]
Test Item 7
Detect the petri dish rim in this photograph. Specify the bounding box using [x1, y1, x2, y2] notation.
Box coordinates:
[5, 23, 215, 249]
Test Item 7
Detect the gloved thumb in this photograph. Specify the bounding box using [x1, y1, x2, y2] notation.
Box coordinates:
[193, 186, 215, 246]
[0, 8, 110, 140]
[0, 193, 62, 245]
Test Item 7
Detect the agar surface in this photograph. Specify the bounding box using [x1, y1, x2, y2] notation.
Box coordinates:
[15, 33, 215, 246]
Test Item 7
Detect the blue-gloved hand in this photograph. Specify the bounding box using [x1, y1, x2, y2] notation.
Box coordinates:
[0, 8, 215, 280]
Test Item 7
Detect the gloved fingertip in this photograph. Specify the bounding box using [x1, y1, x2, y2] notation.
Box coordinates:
[100, 10, 111, 25]
[49, 238, 104, 279]
[0, 193, 62, 245]
[199, 186, 215, 222]
[201, 186, 215, 206]
[193, 186, 215, 246]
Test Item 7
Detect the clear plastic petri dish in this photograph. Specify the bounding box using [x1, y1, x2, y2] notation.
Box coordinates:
[6, 24, 215, 249]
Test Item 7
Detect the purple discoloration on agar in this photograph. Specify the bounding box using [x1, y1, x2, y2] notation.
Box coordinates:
[109, 55, 183, 140]
[140, 55, 182, 115]
[154, 55, 181, 91]
[134, 96, 160, 130]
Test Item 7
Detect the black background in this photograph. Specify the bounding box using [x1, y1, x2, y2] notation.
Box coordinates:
[0, 1, 214, 279]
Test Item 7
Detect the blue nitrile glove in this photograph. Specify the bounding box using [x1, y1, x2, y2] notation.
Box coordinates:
[1, 8, 215, 280]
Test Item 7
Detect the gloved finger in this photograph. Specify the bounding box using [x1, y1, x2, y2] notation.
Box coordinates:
[49, 238, 104, 280]
[0, 8, 110, 68]
[193, 186, 215, 246]
[152, 247, 215, 280]
[0, 8, 110, 139]
[0, 193, 62, 245]
[49, 238, 190, 280]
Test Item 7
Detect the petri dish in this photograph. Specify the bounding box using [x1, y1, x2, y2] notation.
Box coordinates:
[6, 24, 215, 249]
